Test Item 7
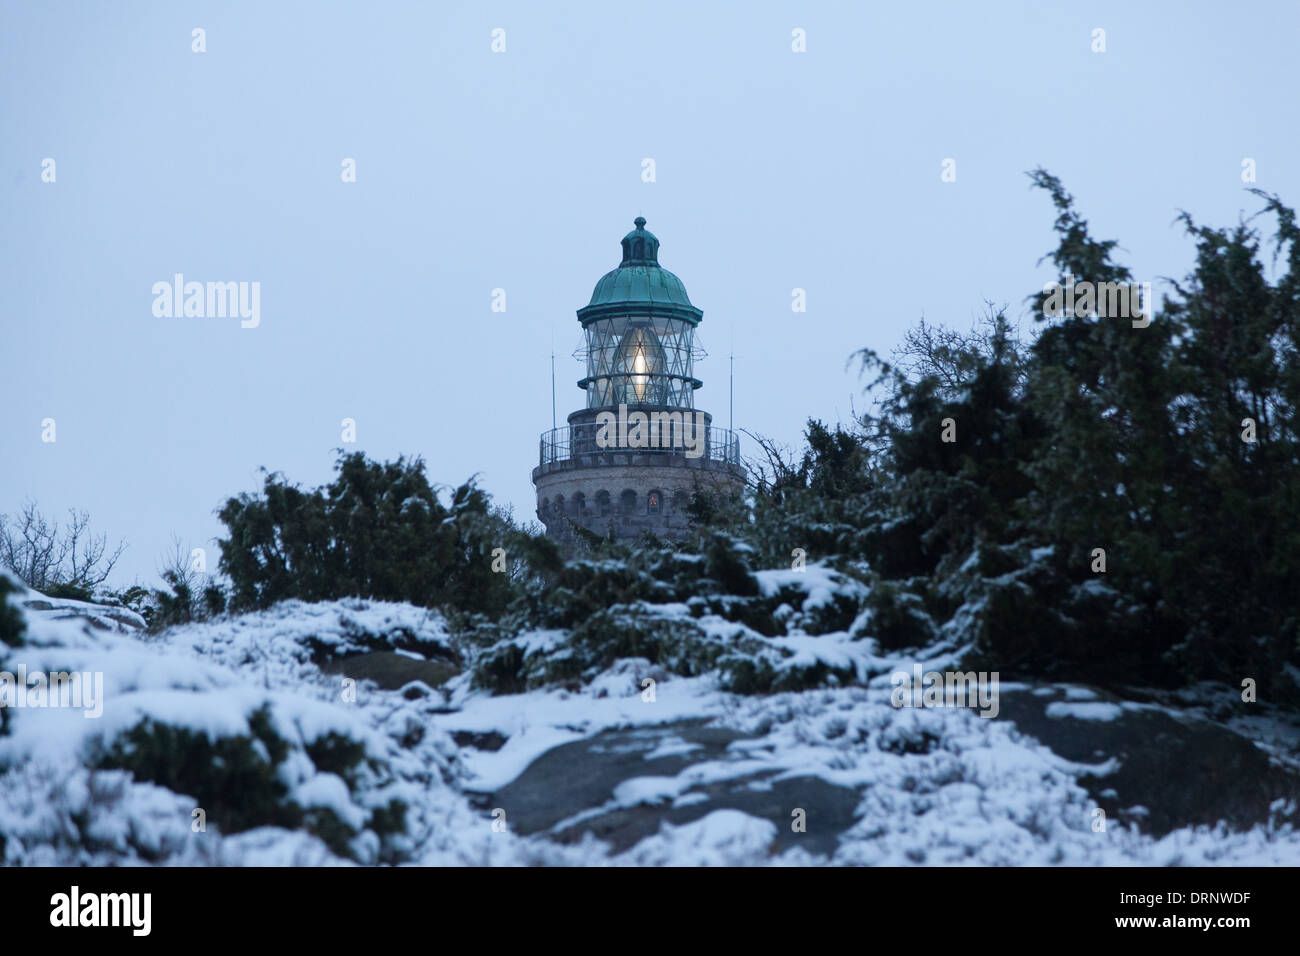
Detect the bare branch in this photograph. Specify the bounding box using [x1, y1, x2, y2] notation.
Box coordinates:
[0, 501, 126, 593]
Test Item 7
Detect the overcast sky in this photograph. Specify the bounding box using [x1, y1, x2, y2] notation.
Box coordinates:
[3, 0, 1298, 587]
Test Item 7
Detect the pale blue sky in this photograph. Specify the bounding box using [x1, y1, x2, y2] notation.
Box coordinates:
[3, 0, 1298, 586]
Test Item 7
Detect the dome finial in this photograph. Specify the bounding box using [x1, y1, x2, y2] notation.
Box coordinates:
[619, 216, 660, 266]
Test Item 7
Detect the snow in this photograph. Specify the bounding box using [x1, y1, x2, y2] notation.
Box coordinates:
[611, 776, 689, 807]
[613, 810, 782, 866]
[768, 631, 886, 683]
[2, 583, 1298, 866]
[1046, 701, 1125, 722]
[293, 774, 367, 830]
[1062, 685, 1099, 701]
[436, 673, 722, 793]
[642, 735, 703, 761]
[15, 592, 147, 632]
[754, 564, 865, 612]
[162, 598, 456, 671]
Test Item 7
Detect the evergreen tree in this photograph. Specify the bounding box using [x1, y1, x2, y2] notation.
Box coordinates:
[217, 452, 518, 619]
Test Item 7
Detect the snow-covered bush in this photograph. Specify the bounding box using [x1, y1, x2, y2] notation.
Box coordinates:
[91, 702, 408, 861]
[470, 544, 882, 696]
[0, 596, 480, 865]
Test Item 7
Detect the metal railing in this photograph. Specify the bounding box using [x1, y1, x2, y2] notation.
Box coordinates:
[539, 420, 741, 467]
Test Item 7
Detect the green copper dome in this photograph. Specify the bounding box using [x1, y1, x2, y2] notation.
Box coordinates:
[577, 217, 703, 326]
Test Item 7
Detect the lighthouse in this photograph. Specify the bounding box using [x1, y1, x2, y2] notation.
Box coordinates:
[532, 217, 746, 550]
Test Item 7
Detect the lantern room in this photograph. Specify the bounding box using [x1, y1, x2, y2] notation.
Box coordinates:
[576, 217, 704, 410]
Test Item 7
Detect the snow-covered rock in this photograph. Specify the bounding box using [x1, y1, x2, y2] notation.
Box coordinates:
[2, 582, 1298, 866]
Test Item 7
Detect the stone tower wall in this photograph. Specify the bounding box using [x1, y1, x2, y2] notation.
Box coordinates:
[532, 456, 744, 548]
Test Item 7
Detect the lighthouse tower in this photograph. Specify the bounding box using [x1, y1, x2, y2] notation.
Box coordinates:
[532, 217, 745, 549]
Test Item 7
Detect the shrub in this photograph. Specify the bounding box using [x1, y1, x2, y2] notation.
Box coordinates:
[96, 707, 298, 835]
[0, 574, 24, 740]
[0, 574, 25, 650]
[217, 452, 518, 620]
[95, 705, 408, 861]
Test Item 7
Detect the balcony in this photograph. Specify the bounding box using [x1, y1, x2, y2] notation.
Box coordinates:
[538, 421, 741, 469]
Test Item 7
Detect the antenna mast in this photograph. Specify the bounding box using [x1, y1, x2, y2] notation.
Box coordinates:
[729, 325, 735, 433]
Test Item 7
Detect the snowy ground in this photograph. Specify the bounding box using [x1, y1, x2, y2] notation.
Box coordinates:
[2, 583, 1298, 866]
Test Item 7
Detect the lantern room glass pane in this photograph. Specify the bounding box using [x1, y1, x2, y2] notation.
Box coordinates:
[583, 315, 697, 409]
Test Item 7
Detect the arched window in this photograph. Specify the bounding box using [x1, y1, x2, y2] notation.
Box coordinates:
[647, 490, 662, 515]
[671, 490, 688, 514]
[596, 490, 611, 516]
[634, 238, 645, 259]
[540, 498, 550, 518]
[572, 492, 586, 516]
[620, 489, 637, 515]
[554, 494, 565, 517]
